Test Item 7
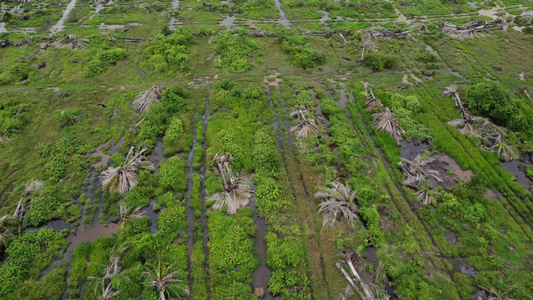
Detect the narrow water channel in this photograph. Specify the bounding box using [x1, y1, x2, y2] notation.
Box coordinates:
[274, 0, 291, 29]
[249, 183, 272, 298]
[50, 0, 77, 36]
[199, 99, 211, 296]
[185, 111, 199, 291]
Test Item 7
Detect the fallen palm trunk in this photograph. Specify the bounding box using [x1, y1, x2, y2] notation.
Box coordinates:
[345, 256, 376, 300]
[335, 261, 366, 300]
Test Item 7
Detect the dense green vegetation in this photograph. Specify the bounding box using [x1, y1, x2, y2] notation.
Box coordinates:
[0, 0, 532, 299]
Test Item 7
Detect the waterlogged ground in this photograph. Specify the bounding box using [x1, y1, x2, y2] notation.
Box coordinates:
[0, 0, 533, 299]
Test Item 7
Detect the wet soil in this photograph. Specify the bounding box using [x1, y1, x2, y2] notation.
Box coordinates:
[500, 158, 532, 191]
[445, 229, 458, 244]
[399, 141, 430, 159]
[147, 139, 165, 173]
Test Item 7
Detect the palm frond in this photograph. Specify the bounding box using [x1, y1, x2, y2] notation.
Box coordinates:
[398, 154, 442, 190]
[101, 146, 154, 194]
[372, 107, 403, 142]
[315, 181, 359, 227]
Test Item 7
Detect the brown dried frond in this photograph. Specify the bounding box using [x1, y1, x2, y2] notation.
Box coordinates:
[315, 181, 359, 227]
[101, 146, 155, 194]
[372, 107, 403, 142]
[133, 85, 164, 114]
[398, 154, 442, 190]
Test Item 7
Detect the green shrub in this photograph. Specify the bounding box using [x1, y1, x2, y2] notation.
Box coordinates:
[278, 33, 325, 69]
[466, 82, 533, 137]
[364, 50, 398, 71]
[81, 37, 127, 78]
[0, 62, 32, 84]
[163, 117, 188, 153]
[0, 97, 27, 139]
[0, 229, 67, 296]
[141, 29, 193, 73]
[158, 157, 188, 192]
[157, 205, 186, 233]
[214, 29, 262, 73]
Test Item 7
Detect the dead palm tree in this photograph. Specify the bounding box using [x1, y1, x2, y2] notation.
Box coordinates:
[360, 81, 372, 94]
[133, 85, 165, 114]
[442, 85, 469, 118]
[336, 250, 378, 300]
[364, 86, 382, 112]
[0, 136, 10, 144]
[315, 181, 359, 227]
[53, 35, 88, 51]
[208, 154, 252, 214]
[89, 247, 129, 300]
[360, 31, 377, 60]
[143, 260, 189, 300]
[485, 135, 519, 162]
[14, 180, 44, 220]
[13, 34, 34, 48]
[289, 108, 320, 139]
[0, 215, 20, 247]
[101, 146, 155, 194]
[372, 107, 403, 142]
[415, 181, 434, 205]
[448, 115, 485, 137]
[398, 154, 442, 190]
[208, 183, 252, 215]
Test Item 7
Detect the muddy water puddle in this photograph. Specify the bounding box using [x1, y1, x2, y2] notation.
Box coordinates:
[88, 142, 111, 168]
[445, 229, 458, 244]
[500, 159, 532, 191]
[220, 15, 236, 30]
[399, 141, 430, 159]
[438, 154, 474, 182]
[67, 222, 120, 250]
[147, 199, 159, 234]
[109, 135, 124, 153]
[249, 189, 272, 297]
[318, 10, 331, 29]
[147, 140, 165, 173]
[365, 247, 379, 271]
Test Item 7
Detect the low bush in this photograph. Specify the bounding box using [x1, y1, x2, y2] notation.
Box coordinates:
[214, 29, 262, 73]
[364, 50, 398, 71]
[141, 28, 193, 73]
[278, 32, 325, 69]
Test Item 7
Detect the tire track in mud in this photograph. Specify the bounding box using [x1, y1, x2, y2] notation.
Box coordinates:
[268, 85, 333, 300]
[266, 85, 316, 299]
[199, 98, 211, 298]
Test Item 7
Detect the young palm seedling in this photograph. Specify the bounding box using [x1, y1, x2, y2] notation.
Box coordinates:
[109, 204, 147, 223]
[415, 181, 434, 206]
[315, 181, 359, 227]
[482, 133, 519, 161]
[143, 260, 189, 300]
[101, 146, 155, 194]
